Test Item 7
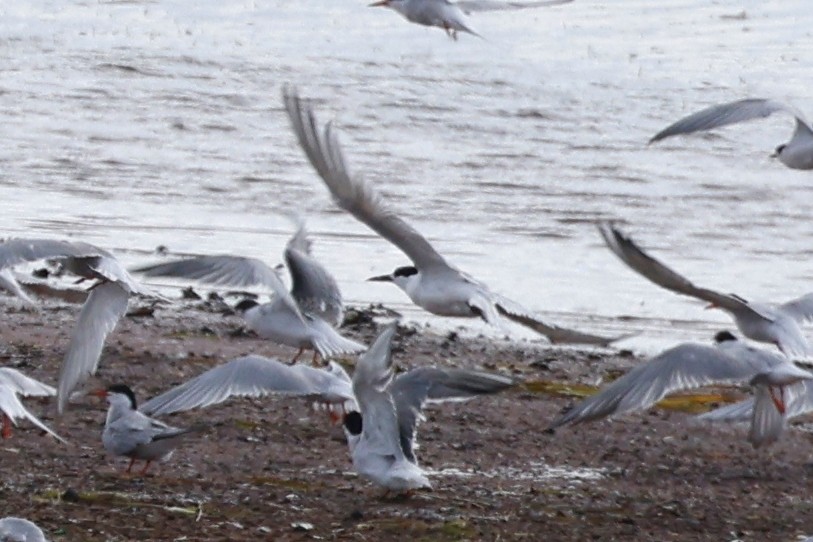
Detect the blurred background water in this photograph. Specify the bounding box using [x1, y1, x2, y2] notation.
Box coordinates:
[1, 0, 812, 353]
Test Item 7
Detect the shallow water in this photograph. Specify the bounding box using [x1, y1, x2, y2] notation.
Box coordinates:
[2, 0, 812, 353]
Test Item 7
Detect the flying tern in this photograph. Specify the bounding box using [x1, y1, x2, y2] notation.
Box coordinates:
[650, 98, 813, 170]
[92, 384, 206, 474]
[140, 335, 515, 431]
[699, 365, 813, 447]
[0, 368, 65, 443]
[549, 331, 795, 431]
[139, 356, 358, 422]
[368, 0, 572, 40]
[0, 238, 158, 413]
[283, 88, 625, 348]
[134, 221, 364, 363]
[599, 223, 813, 357]
[0, 517, 47, 542]
[343, 323, 516, 492]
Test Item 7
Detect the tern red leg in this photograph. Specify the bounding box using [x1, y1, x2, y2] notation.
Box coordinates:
[769, 386, 786, 414]
[1, 414, 12, 439]
[289, 348, 305, 365]
[140, 461, 153, 475]
[125, 458, 136, 474]
[311, 351, 321, 366]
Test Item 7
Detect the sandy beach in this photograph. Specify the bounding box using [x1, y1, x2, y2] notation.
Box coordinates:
[1, 291, 812, 541]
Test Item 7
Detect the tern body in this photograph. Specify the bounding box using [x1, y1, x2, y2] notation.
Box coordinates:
[135, 221, 364, 362]
[369, 0, 572, 40]
[343, 323, 516, 491]
[599, 223, 813, 357]
[97, 385, 204, 473]
[650, 98, 813, 170]
[284, 89, 625, 347]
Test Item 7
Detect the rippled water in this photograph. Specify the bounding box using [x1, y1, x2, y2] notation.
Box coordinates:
[1, 0, 812, 353]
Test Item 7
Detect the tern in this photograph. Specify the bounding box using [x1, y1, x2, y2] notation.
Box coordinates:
[0, 517, 47, 542]
[91, 384, 206, 475]
[343, 323, 516, 492]
[139, 356, 358, 422]
[549, 331, 797, 431]
[140, 335, 515, 433]
[134, 221, 364, 363]
[368, 0, 572, 40]
[0, 368, 65, 443]
[650, 98, 813, 170]
[283, 88, 625, 348]
[599, 223, 813, 357]
[0, 238, 157, 413]
[699, 366, 813, 447]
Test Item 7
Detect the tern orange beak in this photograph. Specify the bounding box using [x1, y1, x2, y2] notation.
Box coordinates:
[369, 0, 390, 6]
[89, 389, 108, 399]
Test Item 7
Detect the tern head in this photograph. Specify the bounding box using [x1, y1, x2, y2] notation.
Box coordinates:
[368, 266, 419, 292]
[714, 330, 737, 343]
[234, 298, 259, 315]
[91, 384, 138, 410]
[343, 411, 363, 451]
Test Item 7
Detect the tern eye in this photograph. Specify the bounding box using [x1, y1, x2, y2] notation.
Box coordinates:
[393, 266, 418, 278]
[343, 411, 363, 435]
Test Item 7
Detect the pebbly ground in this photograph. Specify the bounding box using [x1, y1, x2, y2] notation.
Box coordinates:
[1, 293, 812, 541]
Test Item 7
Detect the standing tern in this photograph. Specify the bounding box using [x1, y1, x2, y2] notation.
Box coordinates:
[549, 331, 793, 430]
[91, 384, 206, 474]
[0, 517, 47, 542]
[343, 323, 517, 492]
[599, 223, 813, 357]
[368, 0, 572, 40]
[0, 238, 157, 413]
[283, 88, 625, 348]
[0, 368, 65, 443]
[649, 98, 813, 170]
[134, 221, 364, 363]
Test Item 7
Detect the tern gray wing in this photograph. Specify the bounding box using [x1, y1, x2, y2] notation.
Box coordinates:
[779, 293, 813, 323]
[83, 254, 152, 296]
[352, 323, 405, 459]
[0, 269, 37, 307]
[0, 368, 55, 397]
[0, 385, 66, 443]
[494, 294, 630, 346]
[700, 378, 813, 423]
[283, 88, 451, 272]
[391, 367, 516, 462]
[284, 223, 344, 326]
[650, 98, 809, 143]
[549, 342, 782, 429]
[140, 355, 355, 416]
[598, 223, 766, 318]
[134, 255, 305, 321]
[457, 0, 571, 12]
[0, 238, 107, 271]
[57, 282, 129, 414]
[133, 255, 283, 291]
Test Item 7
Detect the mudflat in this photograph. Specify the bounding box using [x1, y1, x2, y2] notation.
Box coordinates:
[2, 295, 811, 541]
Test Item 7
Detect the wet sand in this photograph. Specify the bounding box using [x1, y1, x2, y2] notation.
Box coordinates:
[2, 294, 812, 541]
